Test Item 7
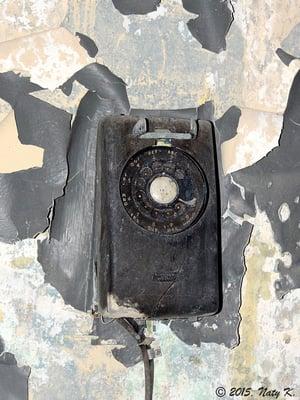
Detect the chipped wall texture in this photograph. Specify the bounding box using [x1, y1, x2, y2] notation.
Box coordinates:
[0, 111, 44, 173]
[0, 1, 299, 400]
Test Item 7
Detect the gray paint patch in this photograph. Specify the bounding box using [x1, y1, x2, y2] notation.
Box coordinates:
[233, 71, 300, 298]
[0, 72, 42, 107]
[281, 22, 300, 58]
[0, 351, 30, 400]
[0, 84, 71, 243]
[170, 220, 253, 347]
[75, 32, 99, 57]
[112, 0, 161, 15]
[0, 338, 4, 354]
[91, 318, 142, 367]
[38, 94, 126, 311]
[276, 48, 298, 66]
[38, 63, 130, 311]
[61, 63, 130, 113]
[215, 105, 241, 143]
[182, 0, 234, 53]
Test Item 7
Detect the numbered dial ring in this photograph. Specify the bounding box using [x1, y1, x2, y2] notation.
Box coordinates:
[120, 146, 208, 234]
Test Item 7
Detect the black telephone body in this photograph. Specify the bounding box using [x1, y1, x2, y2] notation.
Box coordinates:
[94, 116, 221, 319]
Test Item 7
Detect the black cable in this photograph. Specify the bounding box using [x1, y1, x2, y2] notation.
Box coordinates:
[117, 318, 154, 400]
[140, 344, 154, 400]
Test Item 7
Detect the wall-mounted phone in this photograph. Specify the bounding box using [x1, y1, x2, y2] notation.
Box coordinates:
[94, 116, 221, 319]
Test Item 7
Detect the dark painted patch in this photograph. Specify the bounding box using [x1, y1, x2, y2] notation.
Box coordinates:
[0, 337, 4, 354]
[112, 0, 161, 15]
[170, 220, 253, 347]
[215, 105, 241, 143]
[91, 318, 142, 367]
[281, 22, 300, 58]
[38, 63, 130, 311]
[182, 0, 234, 53]
[197, 100, 215, 120]
[233, 71, 300, 298]
[276, 48, 297, 66]
[0, 90, 71, 243]
[0, 351, 30, 400]
[60, 63, 130, 113]
[0, 71, 42, 107]
[75, 32, 98, 57]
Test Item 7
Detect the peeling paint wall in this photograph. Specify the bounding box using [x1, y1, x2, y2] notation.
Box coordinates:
[0, 1, 299, 399]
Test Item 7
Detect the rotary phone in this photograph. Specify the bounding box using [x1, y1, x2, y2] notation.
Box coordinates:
[94, 116, 221, 319]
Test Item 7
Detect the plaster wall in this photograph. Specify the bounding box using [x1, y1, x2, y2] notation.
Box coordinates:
[0, 1, 299, 399]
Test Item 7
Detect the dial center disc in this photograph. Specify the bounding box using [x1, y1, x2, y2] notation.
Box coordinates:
[119, 146, 208, 234]
[149, 175, 179, 205]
